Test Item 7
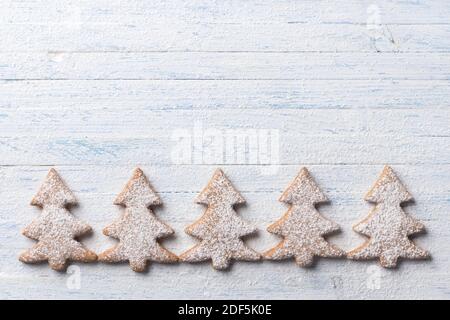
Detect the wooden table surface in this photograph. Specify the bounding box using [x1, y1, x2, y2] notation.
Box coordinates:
[0, 0, 449, 299]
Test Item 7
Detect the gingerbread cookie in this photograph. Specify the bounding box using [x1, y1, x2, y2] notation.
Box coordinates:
[347, 166, 430, 268]
[98, 168, 177, 272]
[264, 168, 344, 266]
[180, 169, 260, 270]
[19, 169, 97, 271]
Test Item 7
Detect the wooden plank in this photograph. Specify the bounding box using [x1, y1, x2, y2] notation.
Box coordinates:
[0, 135, 448, 165]
[0, 263, 446, 299]
[2, 23, 450, 53]
[1, 164, 447, 197]
[1, 0, 449, 25]
[1, 107, 449, 137]
[1, 79, 449, 110]
[1, 52, 450, 80]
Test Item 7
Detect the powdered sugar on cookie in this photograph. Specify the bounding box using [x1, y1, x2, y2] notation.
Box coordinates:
[180, 169, 260, 270]
[19, 169, 97, 271]
[98, 168, 177, 272]
[264, 167, 345, 266]
[348, 166, 430, 268]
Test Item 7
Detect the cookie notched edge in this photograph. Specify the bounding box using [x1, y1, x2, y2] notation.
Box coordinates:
[180, 168, 261, 270]
[19, 169, 97, 271]
[98, 168, 178, 272]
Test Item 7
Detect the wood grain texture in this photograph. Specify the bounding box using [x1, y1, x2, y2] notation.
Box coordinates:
[1, 80, 449, 109]
[3, 23, 450, 53]
[2, 52, 450, 80]
[0, 0, 449, 299]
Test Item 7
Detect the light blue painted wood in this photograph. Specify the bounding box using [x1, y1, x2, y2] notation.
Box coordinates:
[1, 80, 449, 110]
[1, 0, 449, 24]
[2, 52, 450, 80]
[2, 23, 450, 53]
[0, 0, 449, 299]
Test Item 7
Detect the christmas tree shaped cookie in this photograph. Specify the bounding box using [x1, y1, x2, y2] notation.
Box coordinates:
[98, 168, 177, 272]
[348, 166, 430, 268]
[180, 169, 260, 269]
[264, 168, 344, 266]
[19, 169, 97, 271]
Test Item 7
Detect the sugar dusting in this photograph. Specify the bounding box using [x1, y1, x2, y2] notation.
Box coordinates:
[180, 169, 260, 270]
[348, 166, 430, 268]
[98, 168, 177, 272]
[19, 168, 97, 271]
[264, 167, 345, 266]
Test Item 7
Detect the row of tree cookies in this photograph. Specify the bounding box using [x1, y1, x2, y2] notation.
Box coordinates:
[19, 166, 430, 272]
